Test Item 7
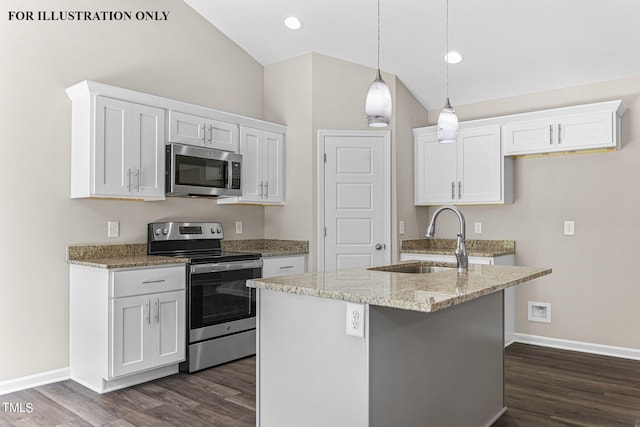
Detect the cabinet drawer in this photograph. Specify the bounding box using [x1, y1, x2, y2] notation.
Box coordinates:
[262, 256, 306, 278]
[112, 265, 185, 298]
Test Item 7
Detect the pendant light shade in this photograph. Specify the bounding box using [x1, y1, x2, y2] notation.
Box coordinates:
[438, 0, 458, 143]
[437, 98, 458, 143]
[366, 70, 392, 127]
[365, 0, 392, 127]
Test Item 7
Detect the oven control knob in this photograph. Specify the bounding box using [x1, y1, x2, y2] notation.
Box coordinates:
[154, 228, 162, 235]
[216, 227, 223, 234]
[162, 228, 169, 235]
[210, 228, 216, 234]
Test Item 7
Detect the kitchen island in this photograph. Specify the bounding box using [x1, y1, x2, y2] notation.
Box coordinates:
[247, 261, 551, 427]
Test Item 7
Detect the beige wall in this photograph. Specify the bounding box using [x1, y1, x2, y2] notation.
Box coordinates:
[0, 0, 266, 382]
[424, 76, 640, 348]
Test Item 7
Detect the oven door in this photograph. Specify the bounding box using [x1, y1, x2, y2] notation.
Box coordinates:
[166, 143, 242, 197]
[189, 259, 261, 342]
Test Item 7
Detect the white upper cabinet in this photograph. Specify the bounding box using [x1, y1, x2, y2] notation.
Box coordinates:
[219, 125, 286, 205]
[72, 94, 165, 201]
[414, 124, 512, 205]
[503, 100, 624, 156]
[168, 110, 239, 152]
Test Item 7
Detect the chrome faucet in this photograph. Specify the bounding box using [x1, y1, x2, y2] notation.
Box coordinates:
[425, 205, 468, 272]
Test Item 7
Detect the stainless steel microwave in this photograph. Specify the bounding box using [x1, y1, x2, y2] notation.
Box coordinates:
[165, 143, 242, 198]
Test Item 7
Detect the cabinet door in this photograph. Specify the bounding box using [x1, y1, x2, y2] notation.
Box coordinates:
[150, 290, 185, 368]
[458, 125, 502, 203]
[168, 111, 239, 152]
[168, 111, 207, 147]
[94, 96, 131, 196]
[132, 104, 165, 198]
[207, 120, 239, 152]
[502, 118, 555, 155]
[238, 127, 263, 202]
[263, 131, 284, 203]
[557, 111, 614, 150]
[112, 295, 150, 378]
[414, 130, 457, 205]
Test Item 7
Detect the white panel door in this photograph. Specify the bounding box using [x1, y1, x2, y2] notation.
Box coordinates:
[321, 131, 390, 271]
[133, 104, 165, 198]
[94, 96, 129, 196]
[150, 291, 185, 367]
[111, 295, 149, 378]
[458, 125, 502, 203]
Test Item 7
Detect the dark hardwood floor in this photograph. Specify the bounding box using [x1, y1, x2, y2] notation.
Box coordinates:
[1, 343, 639, 426]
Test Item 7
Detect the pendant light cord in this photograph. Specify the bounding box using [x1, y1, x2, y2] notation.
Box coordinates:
[446, 0, 449, 100]
[377, 0, 381, 71]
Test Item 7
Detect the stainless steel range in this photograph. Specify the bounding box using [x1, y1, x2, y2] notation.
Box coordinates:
[147, 221, 262, 373]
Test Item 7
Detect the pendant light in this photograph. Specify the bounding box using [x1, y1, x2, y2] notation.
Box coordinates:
[437, 0, 458, 143]
[365, 0, 392, 127]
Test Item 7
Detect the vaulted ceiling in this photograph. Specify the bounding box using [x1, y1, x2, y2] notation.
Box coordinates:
[185, 0, 640, 110]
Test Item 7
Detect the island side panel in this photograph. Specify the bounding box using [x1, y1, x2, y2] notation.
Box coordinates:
[368, 291, 505, 427]
[257, 289, 369, 427]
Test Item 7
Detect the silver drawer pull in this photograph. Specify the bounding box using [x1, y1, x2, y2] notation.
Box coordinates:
[279, 265, 295, 269]
[142, 279, 166, 284]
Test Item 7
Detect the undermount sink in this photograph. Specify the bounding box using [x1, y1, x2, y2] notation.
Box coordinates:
[368, 263, 456, 274]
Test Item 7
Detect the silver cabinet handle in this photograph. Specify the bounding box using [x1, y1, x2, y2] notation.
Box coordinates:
[451, 181, 455, 199]
[549, 124, 553, 145]
[127, 168, 132, 192]
[264, 181, 269, 199]
[154, 299, 159, 323]
[142, 279, 166, 284]
[135, 169, 140, 191]
[558, 124, 562, 144]
[458, 181, 462, 199]
[146, 300, 150, 325]
[207, 125, 213, 144]
[279, 265, 295, 269]
[201, 124, 206, 145]
[259, 181, 264, 198]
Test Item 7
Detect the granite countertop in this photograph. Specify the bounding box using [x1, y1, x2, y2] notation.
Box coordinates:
[401, 239, 515, 257]
[223, 239, 309, 257]
[67, 244, 188, 269]
[248, 261, 551, 314]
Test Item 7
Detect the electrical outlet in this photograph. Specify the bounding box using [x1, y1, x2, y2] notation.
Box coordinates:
[527, 301, 551, 323]
[235, 221, 243, 234]
[474, 222, 482, 234]
[346, 302, 365, 338]
[564, 220, 575, 236]
[399, 221, 405, 235]
[107, 221, 119, 238]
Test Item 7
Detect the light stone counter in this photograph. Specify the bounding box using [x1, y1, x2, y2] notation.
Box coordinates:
[248, 261, 550, 313]
[67, 243, 188, 269]
[400, 238, 515, 257]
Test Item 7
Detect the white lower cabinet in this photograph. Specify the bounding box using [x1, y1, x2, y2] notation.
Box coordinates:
[70, 264, 186, 393]
[400, 252, 515, 345]
[262, 255, 306, 278]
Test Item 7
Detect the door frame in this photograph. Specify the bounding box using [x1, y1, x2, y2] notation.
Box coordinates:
[317, 129, 392, 272]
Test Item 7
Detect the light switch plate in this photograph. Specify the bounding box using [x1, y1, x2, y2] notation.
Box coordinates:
[564, 220, 575, 236]
[108, 221, 119, 238]
[399, 221, 405, 235]
[474, 222, 482, 234]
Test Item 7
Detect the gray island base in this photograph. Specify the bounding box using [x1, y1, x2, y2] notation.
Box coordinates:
[249, 263, 551, 427]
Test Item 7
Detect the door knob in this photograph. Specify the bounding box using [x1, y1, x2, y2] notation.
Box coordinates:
[375, 243, 385, 250]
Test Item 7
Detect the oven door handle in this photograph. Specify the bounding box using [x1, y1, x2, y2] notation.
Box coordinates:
[190, 259, 263, 274]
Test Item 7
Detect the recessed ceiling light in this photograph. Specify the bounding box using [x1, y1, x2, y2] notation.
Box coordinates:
[283, 16, 303, 30]
[444, 51, 463, 64]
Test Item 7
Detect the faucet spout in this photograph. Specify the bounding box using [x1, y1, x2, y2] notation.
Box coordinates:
[425, 205, 468, 272]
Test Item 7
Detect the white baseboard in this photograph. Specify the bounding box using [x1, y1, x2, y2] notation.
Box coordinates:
[512, 333, 640, 361]
[0, 367, 70, 396]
